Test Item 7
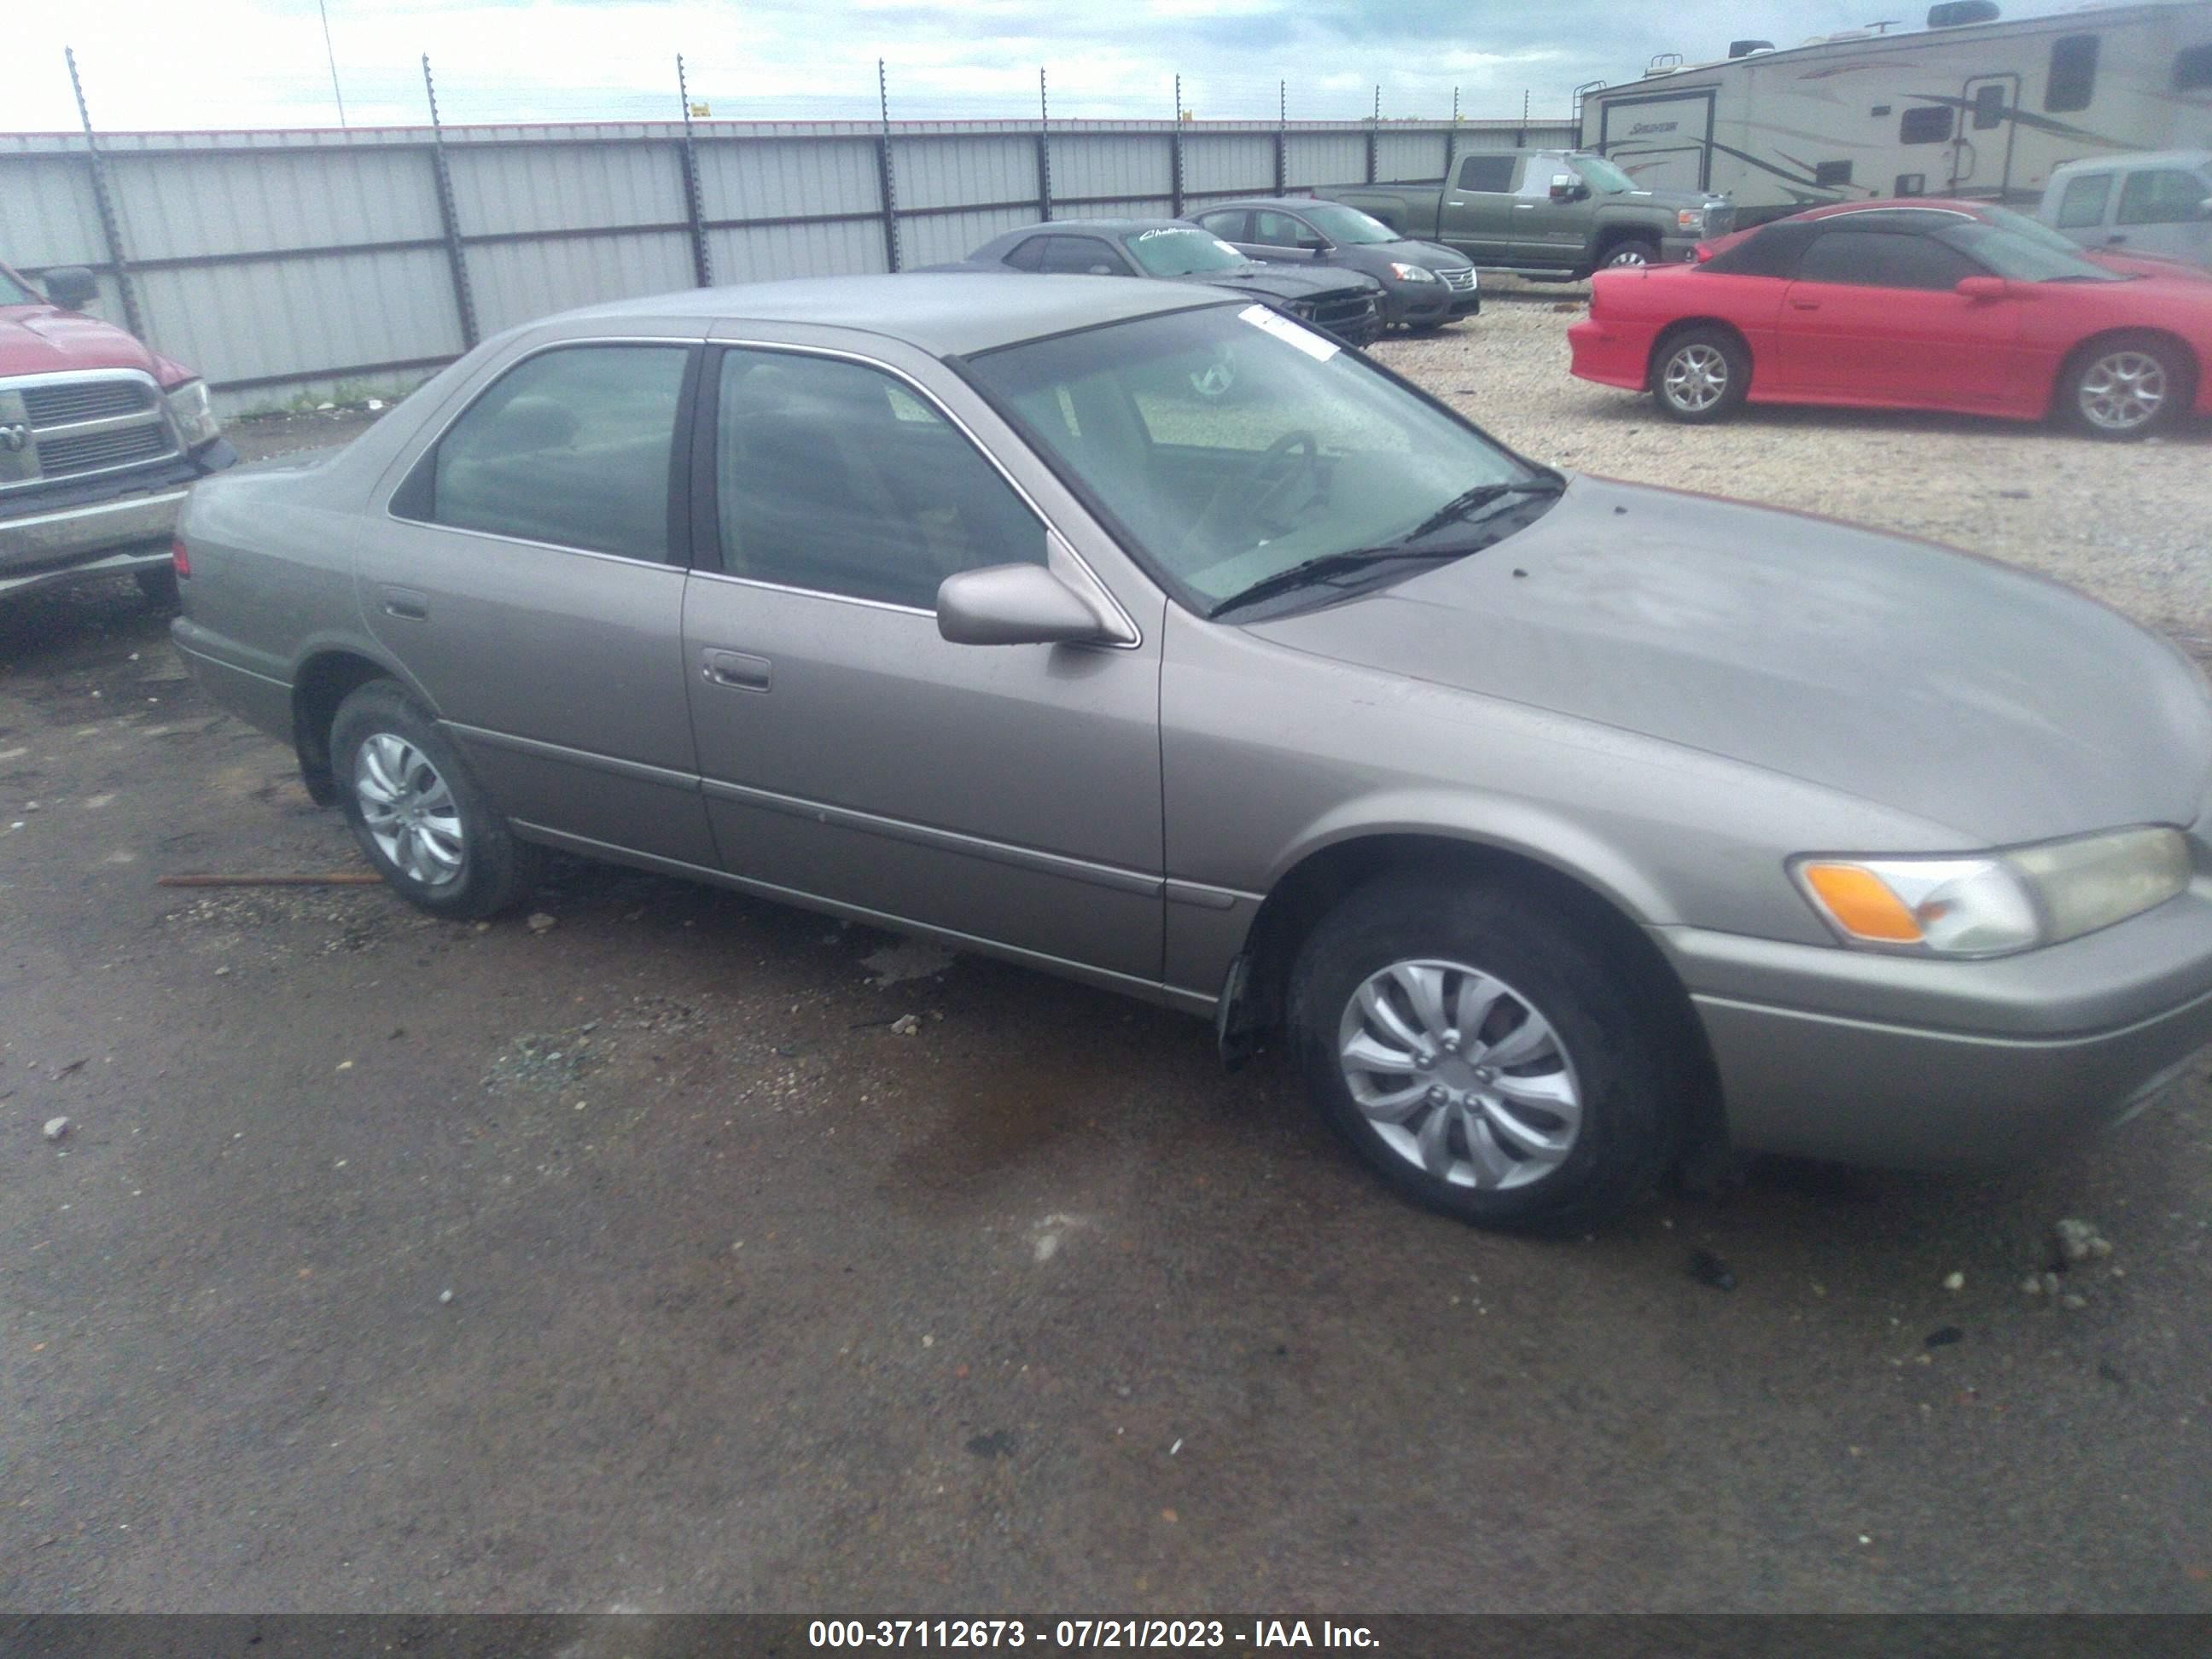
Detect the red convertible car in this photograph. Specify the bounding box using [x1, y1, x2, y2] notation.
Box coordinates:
[1567, 200, 2212, 439]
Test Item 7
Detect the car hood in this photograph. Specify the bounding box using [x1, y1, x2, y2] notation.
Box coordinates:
[1346, 238, 1470, 271]
[1180, 265, 1375, 301]
[0, 304, 160, 378]
[1244, 475, 2212, 845]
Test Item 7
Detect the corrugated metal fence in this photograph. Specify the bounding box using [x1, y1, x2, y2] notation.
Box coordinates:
[1, 115, 1574, 413]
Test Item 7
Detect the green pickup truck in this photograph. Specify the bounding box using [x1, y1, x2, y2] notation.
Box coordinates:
[1324, 148, 1734, 279]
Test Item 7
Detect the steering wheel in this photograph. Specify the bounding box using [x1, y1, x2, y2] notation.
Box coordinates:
[1195, 428, 1327, 551]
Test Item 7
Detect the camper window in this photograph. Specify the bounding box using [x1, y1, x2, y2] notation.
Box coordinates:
[1970, 84, 2007, 129]
[2116, 169, 2211, 226]
[2046, 34, 2099, 114]
[1900, 106, 1954, 144]
[2055, 173, 2114, 230]
[1815, 160, 1854, 187]
[2175, 44, 2212, 92]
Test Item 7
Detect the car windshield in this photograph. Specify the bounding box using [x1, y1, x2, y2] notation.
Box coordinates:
[1298, 204, 1400, 245]
[1122, 227, 1251, 276]
[1571, 155, 1639, 194]
[0, 265, 38, 306]
[1936, 220, 2126, 282]
[963, 305, 1546, 614]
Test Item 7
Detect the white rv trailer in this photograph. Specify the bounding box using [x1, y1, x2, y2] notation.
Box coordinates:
[1580, 0, 2212, 224]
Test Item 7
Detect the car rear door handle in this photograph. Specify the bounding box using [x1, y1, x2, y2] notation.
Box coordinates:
[2105, 233, 2128, 245]
[1790, 298, 1821, 310]
[701, 648, 771, 691]
[1513, 202, 1536, 210]
[381, 586, 428, 620]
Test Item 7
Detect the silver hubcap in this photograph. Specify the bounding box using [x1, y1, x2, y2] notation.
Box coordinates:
[1607, 247, 1650, 266]
[1336, 958, 1583, 1190]
[1662, 342, 1728, 411]
[2077, 350, 2165, 431]
[354, 732, 466, 889]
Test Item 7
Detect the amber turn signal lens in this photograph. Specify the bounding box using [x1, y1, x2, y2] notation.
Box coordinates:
[1800, 862, 1924, 943]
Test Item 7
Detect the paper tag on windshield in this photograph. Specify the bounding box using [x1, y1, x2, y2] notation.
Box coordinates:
[1237, 304, 1339, 362]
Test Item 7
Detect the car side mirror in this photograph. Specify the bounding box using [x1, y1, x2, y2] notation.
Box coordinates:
[937, 562, 1114, 647]
[1955, 275, 2007, 301]
[1298, 237, 1328, 254]
[1548, 174, 1579, 201]
[2197, 195, 2212, 219]
[44, 266, 97, 311]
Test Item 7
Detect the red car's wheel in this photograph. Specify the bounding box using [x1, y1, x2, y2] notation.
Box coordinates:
[2058, 332, 2192, 441]
[1650, 325, 1750, 423]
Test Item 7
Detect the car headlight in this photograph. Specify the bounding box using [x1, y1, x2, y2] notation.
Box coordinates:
[1675, 208, 1705, 233]
[166, 379, 223, 450]
[1793, 826, 2192, 958]
[1387, 262, 1441, 283]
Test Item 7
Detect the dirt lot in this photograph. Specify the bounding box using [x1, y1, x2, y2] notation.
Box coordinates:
[3, 293, 2210, 1615]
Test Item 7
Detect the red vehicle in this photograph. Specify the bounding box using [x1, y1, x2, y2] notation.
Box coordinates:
[1567, 200, 2212, 440]
[2, 259, 235, 604]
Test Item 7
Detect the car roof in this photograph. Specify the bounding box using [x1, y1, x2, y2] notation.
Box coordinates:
[1790, 198, 1997, 223]
[1004, 218, 1194, 235]
[563, 271, 1225, 358]
[2048, 149, 2211, 176]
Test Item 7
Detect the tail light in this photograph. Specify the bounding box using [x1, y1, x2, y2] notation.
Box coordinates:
[171, 536, 191, 579]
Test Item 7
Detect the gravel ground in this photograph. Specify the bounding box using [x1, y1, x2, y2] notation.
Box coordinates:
[1371, 286, 2212, 655]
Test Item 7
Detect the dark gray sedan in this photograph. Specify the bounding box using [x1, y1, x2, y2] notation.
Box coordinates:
[172, 275, 2212, 1231]
[1189, 198, 1480, 329]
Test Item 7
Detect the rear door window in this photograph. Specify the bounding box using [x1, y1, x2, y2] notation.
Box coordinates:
[1796, 230, 1979, 290]
[1455, 154, 1516, 193]
[1192, 210, 1250, 241]
[408, 343, 690, 562]
[2054, 172, 2113, 229]
[2115, 168, 2209, 225]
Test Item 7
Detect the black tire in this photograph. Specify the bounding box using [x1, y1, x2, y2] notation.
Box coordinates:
[135, 565, 179, 607]
[329, 680, 533, 919]
[2055, 330, 2192, 441]
[1650, 323, 1750, 424]
[1600, 236, 1661, 270]
[1286, 874, 1684, 1232]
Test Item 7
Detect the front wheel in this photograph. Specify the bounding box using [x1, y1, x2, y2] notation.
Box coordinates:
[2058, 333, 2189, 440]
[329, 680, 534, 919]
[1602, 237, 1660, 269]
[1650, 325, 1749, 423]
[1286, 875, 1684, 1231]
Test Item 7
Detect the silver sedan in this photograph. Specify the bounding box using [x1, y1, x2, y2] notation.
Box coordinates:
[172, 273, 2212, 1230]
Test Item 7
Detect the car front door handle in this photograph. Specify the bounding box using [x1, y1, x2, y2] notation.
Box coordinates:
[381, 586, 428, 620]
[701, 648, 771, 692]
[1513, 202, 1536, 210]
[1790, 299, 1821, 310]
[2106, 234, 2128, 245]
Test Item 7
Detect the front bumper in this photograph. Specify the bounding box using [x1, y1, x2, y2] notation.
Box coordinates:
[1659, 233, 1705, 265]
[1381, 285, 1456, 328]
[0, 438, 236, 600]
[1658, 882, 2212, 1167]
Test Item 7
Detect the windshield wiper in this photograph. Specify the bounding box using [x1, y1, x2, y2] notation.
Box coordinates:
[1399, 477, 1564, 544]
[1207, 544, 1478, 619]
[1207, 477, 1566, 619]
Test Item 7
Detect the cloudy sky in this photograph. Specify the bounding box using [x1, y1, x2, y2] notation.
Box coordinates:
[9, 0, 2080, 131]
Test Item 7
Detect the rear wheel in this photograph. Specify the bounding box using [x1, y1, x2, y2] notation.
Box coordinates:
[329, 680, 533, 919]
[1650, 324, 1749, 423]
[2058, 332, 2189, 440]
[135, 565, 179, 608]
[1287, 874, 1684, 1231]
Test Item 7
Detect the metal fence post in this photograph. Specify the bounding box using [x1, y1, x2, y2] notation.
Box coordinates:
[64, 48, 146, 341]
[876, 59, 902, 273]
[1365, 84, 1378, 184]
[676, 55, 713, 288]
[1516, 89, 1528, 148]
[1445, 85, 1459, 182]
[421, 55, 479, 350]
[1037, 67, 1052, 221]
[1274, 81, 1287, 194]
[1169, 76, 1185, 217]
